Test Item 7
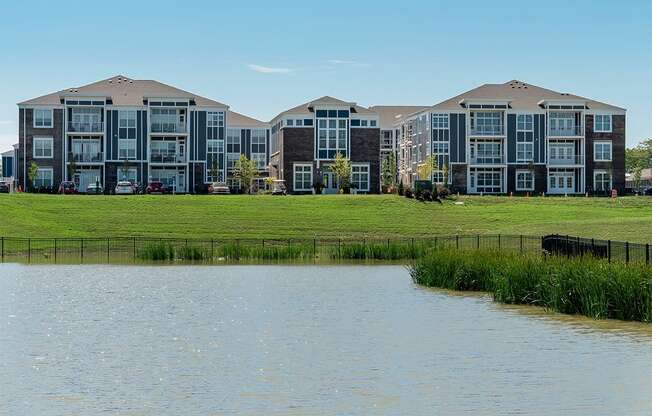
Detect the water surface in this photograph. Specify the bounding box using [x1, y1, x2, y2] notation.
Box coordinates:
[1, 265, 651, 415]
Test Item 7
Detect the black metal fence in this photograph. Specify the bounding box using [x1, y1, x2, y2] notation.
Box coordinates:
[0, 234, 648, 265]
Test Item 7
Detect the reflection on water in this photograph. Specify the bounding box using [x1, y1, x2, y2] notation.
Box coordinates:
[1, 264, 651, 416]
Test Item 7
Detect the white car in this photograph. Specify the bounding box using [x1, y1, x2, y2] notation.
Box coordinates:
[208, 182, 231, 195]
[115, 181, 135, 195]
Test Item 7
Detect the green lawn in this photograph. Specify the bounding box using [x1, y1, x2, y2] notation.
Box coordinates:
[0, 194, 651, 242]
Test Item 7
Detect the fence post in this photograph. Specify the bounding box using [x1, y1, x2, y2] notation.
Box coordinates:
[338, 238, 341, 259]
[625, 241, 629, 264]
[476, 235, 480, 250]
[133, 237, 137, 262]
[541, 236, 544, 255]
[54, 238, 57, 264]
[80, 238, 84, 263]
[608, 240, 611, 263]
[1, 236, 3, 263]
[566, 235, 570, 257]
[456, 235, 459, 250]
[387, 238, 390, 250]
[28, 238, 31, 263]
[520, 235, 523, 253]
[498, 234, 501, 250]
[211, 238, 215, 260]
[236, 239, 240, 261]
[434, 236, 438, 249]
[646, 243, 650, 265]
[107, 238, 110, 263]
[313, 238, 316, 259]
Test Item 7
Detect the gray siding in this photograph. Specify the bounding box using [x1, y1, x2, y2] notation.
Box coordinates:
[534, 114, 545, 163]
[450, 114, 458, 162]
[507, 114, 516, 163]
[449, 113, 466, 163]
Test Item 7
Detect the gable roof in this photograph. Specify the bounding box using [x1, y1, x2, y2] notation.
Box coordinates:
[368, 106, 430, 130]
[428, 80, 625, 113]
[18, 75, 228, 108]
[228, 110, 269, 128]
[271, 95, 376, 121]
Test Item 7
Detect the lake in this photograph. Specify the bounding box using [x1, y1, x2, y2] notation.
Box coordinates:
[1, 265, 651, 415]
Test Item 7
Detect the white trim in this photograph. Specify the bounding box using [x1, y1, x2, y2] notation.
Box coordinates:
[33, 108, 53, 128]
[33, 136, 53, 159]
[593, 169, 612, 191]
[350, 162, 371, 192]
[34, 167, 54, 187]
[593, 140, 612, 162]
[293, 163, 312, 191]
[593, 114, 613, 133]
[515, 169, 535, 191]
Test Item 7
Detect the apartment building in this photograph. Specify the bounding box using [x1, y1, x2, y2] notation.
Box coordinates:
[396, 80, 625, 195]
[368, 106, 428, 164]
[17, 75, 269, 192]
[269, 96, 381, 194]
[1, 146, 17, 185]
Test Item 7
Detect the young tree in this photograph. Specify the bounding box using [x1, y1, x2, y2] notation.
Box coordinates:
[381, 152, 397, 189]
[417, 155, 438, 181]
[442, 162, 450, 185]
[233, 154, 257, 193]
[209, 156, 220, 183]
[331, 152, 352, 192]
[27, 161, 39, 192]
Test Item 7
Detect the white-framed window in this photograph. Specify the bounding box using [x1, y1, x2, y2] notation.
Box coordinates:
[351, 164, 370, 192]
[471, 111, 503, 135]
[293, 163, 312, 191]
[34, 168, 53, 188]
[594, 141, 612, 162]
[432, 113, 449, 129]
[33, 109, 53, 128]
[207, 111, 224, 128]
[250, 129, 267, 170]
[370, 120, 377, 127]
[226, 129, 240, 171]
[33, 137, 53, 158]
[206, 138, 224, 182]
[118, 110, 137, 159]
[593, 170, 612, 191]
[117, 167, 137, 183]
[516, 114, 534, 162]
[515, 169, 534, 191]
[70, 107, 102, 132]
[594, 114, 612, 133]
[317, 115, 347, 159]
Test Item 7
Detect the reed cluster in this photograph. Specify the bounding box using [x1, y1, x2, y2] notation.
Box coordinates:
[410, 249, 652, 322]
[138, 242, 208, 261]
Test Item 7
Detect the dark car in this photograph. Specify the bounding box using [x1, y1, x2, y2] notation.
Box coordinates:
[58, 181, 77, 194]
[146, 181, 166, 194]
[644, 187, 652, 196]
[0, 183, 9, 193]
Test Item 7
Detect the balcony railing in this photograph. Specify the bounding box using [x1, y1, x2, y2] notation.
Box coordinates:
[150, 122, 186, 134]
[150, 153, 186, 163]
[470, 125, 505, 136]
[68, 122, 103, 133]
[469, 155, 504, 165]
[548, 155, 584, 166]
[69, 152, 103, 163]
[548, 125, 583, 137]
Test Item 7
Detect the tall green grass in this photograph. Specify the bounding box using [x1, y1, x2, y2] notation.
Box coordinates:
[330, 240, 432, 260]
[138, 242, 208, 261]
[217, 241, 314, 261]
[410, 249, 652, 322]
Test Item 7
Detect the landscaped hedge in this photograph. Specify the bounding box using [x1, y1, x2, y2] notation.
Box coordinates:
[410, 249, 652, 322]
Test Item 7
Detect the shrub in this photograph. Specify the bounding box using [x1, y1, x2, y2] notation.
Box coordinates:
[436, 185, 451, 199]
[422, 189, 433, 202]
[404, 188, 414, 199]
[398, 180, 404, 196]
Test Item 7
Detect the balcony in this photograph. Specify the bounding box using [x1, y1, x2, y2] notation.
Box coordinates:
[470, 125, 505, 136]
[68, 122, 103, 133]
[548, 125, 583, 137]
[548, 154, 584, 166]
[150, 153, 186, 164]
[150, 122, 186, 134]
[469, 155, 504, 165]
[69, 152, 103, 163]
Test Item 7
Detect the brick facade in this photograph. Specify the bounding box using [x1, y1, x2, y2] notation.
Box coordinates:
[350, 128, 380, 193]
[585, 114, 626, 194]
[281, 128, 314, 194]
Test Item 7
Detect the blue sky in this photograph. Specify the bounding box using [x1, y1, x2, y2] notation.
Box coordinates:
[0, 0, 650, 149]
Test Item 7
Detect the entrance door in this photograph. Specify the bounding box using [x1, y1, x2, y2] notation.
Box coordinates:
[177, 140, 185, 163]
[549, 172, 574, 194]
[176, 171, 185, 193]
[75, 169, 101, 192]
[322, 172, 338, 194]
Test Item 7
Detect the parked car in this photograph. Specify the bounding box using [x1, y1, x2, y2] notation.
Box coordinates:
[58, 181, 77, 194]
[271, 180, 287, 196]
[146, 181, 166, 194]
[86, 183, 103, 194]
[644, 187, 652, 196]
[115, 181, 136, 195]
[0, 183, 9, 193]
[208, 182, 230, 194]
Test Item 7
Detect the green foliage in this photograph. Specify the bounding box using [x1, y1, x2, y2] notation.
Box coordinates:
[331, 240, 430, 260]
[331, 152, 351, 191]
[381, 153, 397, 188]
[417, 155, 438, 181]
[626, 138, 652, 173]
[233, 154, 258, 193]
[138, 242, 208, 261]
[411, 250, 652, 322]
[27, 161, 39, 190]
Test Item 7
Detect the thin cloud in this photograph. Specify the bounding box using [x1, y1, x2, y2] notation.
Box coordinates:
[247, 64, 294, 74]
[327, 59, 371, 67]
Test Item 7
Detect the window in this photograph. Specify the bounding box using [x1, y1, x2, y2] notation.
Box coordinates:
[317, 113, 347, 159]
[207, 112, 224, 128]
[516, 170, 534, 191]
[117, 167, 137, 183]
[70, 107, 102, 132]
[594, 114, 612, 133]
[432, 113, 449, 129]
[33, 109, 53, 128]
[34, 168, 53, 188]
[151, 108, 183, 133]
[207, 138, 224, 182]
[594, 170, 612, 191]
[250, 129, 267, 170]
[33, 137, 53, 158]
[296, 119, 303, 126]
[471, 112, 503, 135]
[516, 114, 534, 162]
[118, 110, 137, 159]
[594, 141, 612, 161]
[286, 119, 294, 126]
[370, 120, 377, 127]
[226, 129, 241, 171]
[351, 164, 370, 192]
[471, 168, 502, 193]
[293, 164, 312, 191]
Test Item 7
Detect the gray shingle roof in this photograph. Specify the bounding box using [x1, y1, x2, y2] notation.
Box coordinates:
[228, 110, 269, 128]
[368, 106, 430, 130]
[271, 96, 376, 121]
[18, 75, 228, 108]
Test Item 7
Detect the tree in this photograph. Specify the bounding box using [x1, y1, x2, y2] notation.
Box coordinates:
[626, 138, 652, 172]
[233, 154, 257, 193]
[417, 155, 438, 181]
[381, 152, 397, 189]
[27, 161, 39, 192]
[209, 155, 220, 183]
[442, 162, 450, 185]
[331, 152, 351, 192]
[67, 158, 77, 182]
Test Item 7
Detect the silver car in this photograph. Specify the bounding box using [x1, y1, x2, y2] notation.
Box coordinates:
[115, 181, 135, 195]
